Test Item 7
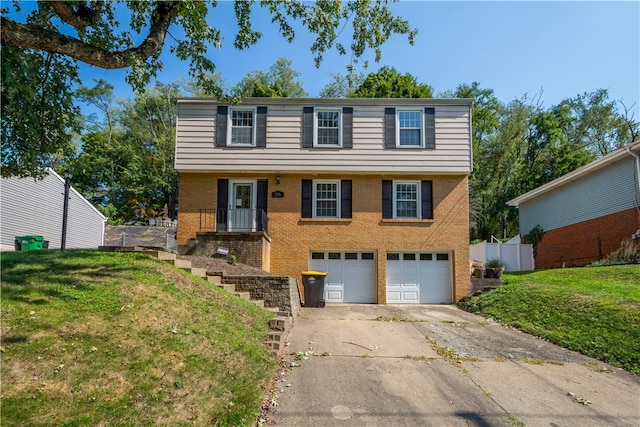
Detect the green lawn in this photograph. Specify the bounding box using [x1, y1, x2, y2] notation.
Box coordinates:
[465, 265, 640, 374]
[0, 250, 277, 426]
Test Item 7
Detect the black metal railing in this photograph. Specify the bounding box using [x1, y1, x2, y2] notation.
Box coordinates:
[199, 209, 268, 234]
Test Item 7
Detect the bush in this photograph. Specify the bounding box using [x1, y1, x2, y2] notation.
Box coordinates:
[591, 238, 640, 266]
[485, 258, 504, 268]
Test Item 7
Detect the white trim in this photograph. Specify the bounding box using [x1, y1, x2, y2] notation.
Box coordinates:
[396, 108, 424, 148]
[227, 106, 257, 146]
[312, 180, 341, 218]
[313, 107, 342, 147]
[393, 180, 421, 219]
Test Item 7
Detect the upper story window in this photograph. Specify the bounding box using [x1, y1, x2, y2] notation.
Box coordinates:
[314, 180, 340, 217]
[229, 107, 256, 145]
[398, 111, 422, 146]
[316, 109, 341, 146]
[216, 105, 267, 148]
[384, 107, 436, 149]
[302, 106, 353, 149]
[394, 181, 420, 218]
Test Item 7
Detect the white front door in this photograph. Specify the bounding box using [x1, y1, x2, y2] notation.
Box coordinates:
[229, 181, 256, 231]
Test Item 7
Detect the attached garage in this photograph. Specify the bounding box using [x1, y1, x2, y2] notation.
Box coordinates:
[308, 251, 376, 303]
[386, 252, 452, 304]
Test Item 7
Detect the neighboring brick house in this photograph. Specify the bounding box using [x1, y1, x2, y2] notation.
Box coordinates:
[175, 98, 473, 304]
[507, 140, 640, 268]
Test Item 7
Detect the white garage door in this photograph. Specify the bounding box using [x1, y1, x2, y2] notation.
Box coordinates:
[309, 251, 376, 303]
[386, 252, 452, 304]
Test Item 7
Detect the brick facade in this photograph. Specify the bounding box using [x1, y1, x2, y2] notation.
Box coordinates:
[536, 207, 639, 268]
[177, 172, 471, 302]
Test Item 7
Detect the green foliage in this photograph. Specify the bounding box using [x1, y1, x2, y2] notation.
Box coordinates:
[352, 66, 433, 98]
[464, 265, 640, 374]
[230, 57, 308, 98]
[64, 80, 180, 222]
[319, 71, 366, 98]
[591, 238, 640, 266]
[523, 225, 545, 258]
[485, 258, 504, 268]
[1, 47, 81, 178]
[2, 1, 416, 177]
[0, 250, 276, 425]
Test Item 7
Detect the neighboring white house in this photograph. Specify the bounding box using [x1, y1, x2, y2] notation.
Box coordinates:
[1, 168, 107, 250]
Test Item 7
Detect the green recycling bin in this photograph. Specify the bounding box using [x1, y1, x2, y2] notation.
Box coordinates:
[15, 235, 45, 251]
[301, 271, 328, 308]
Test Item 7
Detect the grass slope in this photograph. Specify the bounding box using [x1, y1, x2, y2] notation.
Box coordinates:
[1, 250, 277, 426]
[465, 265, 640, 374]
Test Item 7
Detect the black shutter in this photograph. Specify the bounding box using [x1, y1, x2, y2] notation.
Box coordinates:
[256, 179, 268, 231]
[302, 107, 314, 148]
[340, 180, 352, 218]
[424, 107, 435, 149]
[256, 106, 267, 147]
[342, 107, 353, 149]
[217, 179, 229, 230]
[421, 180, 433, 219]
[301, 179, 313, 218]
[384, 107, 396, 149]
[382, 180, 393, 219]
[216, 106, 228, 147]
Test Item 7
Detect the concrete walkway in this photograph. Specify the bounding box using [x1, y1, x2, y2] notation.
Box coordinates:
[265, 305, 639, 427]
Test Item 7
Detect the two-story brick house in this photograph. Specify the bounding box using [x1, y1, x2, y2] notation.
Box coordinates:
[175, 97, 473, 304]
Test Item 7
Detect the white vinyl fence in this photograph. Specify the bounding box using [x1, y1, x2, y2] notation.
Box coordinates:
[470, 240, 535, 272]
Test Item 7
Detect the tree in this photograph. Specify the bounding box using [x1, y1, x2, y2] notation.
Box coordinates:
[231, 57, 308, 98]
[63, 80, 181, 223]
[351, 66, 433, 98]
[560, 89, 634, 156]
[2, 1, 417, 177]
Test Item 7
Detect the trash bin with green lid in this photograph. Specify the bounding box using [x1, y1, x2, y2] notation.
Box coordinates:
[301, 271, 328, 308]
[14, 235, 45, 251]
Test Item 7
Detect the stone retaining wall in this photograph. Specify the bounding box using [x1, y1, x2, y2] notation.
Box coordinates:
[221, 275, 301, 317]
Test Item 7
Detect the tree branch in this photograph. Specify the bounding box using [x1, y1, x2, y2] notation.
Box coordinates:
[47, 1, 103, 28]
[1, 2, 179, 69]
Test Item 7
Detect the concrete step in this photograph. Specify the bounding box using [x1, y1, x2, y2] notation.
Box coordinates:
[218, 284, 236, 293]
[144, 250, 176, 261]
[190, 267, 207, 278]
[251, 300, 265, 308]
[233, 291, 251, 300]
[207, 275, 222, 285]
[173, 259, 192, 269]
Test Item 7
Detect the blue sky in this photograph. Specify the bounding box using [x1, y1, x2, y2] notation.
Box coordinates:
[16, 1, 640, 116]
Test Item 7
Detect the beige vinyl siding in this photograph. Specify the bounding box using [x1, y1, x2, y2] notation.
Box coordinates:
[175, 101, 472, 174]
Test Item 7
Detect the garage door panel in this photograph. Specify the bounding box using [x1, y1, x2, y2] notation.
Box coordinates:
[386, 252, 452, 304]
[309, 252, 375, 303]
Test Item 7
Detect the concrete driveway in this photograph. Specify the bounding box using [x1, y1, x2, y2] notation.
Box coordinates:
[265, 305, 639, 427]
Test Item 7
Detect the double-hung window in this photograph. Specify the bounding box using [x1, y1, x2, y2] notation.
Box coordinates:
[314, 181, 340, 218]
[398, 110, 422, 147]
[229, 107, 255, 145]
[394, 181, 419, 218]
[316, 109, 341, 146]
